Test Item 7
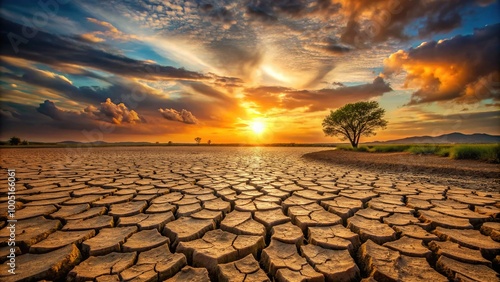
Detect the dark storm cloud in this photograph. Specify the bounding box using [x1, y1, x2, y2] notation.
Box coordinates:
[338, 0, 492, 46]
[323, 44, 351, 54]
[245, 76, 392, 112]
[418, 9, 462, 37]
[37, 99, 142, 125]
[246, 0, 308, 21]
[37, 100, 65, 121]
[1, 18, 209, 81]
[383, 23, 500, 105]
[198, 3, 237, 27]
[2, 60, 76, 94]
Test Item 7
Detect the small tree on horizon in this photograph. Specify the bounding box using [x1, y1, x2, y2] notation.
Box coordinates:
[9, 136, 21, 145]
[207, 140, 211, 145]
[194, 137, 201, 145]
[322, 101, 388, 148]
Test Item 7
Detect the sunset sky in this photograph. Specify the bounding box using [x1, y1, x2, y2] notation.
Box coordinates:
[1, 0, 499, 143]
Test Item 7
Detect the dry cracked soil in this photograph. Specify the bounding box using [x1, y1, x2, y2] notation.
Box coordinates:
[0, 146, 499, 282]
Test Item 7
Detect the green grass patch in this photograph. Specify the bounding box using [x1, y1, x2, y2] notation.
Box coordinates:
[450, 144, 500, 163]
[338, 143, 499, 163]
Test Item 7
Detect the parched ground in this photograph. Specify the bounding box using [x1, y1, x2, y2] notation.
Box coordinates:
[304, 150, 500, 192]
[0, 147, 499, 282]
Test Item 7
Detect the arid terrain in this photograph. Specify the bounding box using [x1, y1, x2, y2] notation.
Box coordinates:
[0, 147, 499, 281]
[304, 150, 500, 191]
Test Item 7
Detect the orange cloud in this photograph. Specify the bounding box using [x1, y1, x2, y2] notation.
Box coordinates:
[159, 108, 199, 124]
[244, 77, 392, 112]
[80, 33, 105, 43]
[80, 17, 138, 43]
[383, 24, 500, 105]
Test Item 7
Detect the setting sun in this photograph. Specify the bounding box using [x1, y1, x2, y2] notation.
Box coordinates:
[250, 120, 266, 134]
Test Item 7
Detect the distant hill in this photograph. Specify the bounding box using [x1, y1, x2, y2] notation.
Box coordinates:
[58, 141, 82, 144]
[58, 141, 152, 145]
[377, 132, 500, 144]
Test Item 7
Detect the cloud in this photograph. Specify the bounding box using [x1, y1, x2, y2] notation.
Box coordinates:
[306, 37, 352, 56]
[87, 18, 120, 33]
[80, 33, 106, 43]
[37, 100, 65, 121]
[322, 44, 352, 54]
[1, 57, 242, 130]
[389, 108, 500, 136]
[0, 109, 16, 120]
[238, 0, 492, 49]
[79, 18, 138, 43]
[383, 23, 500, 105]
[246, 0, 278, 22]
[37, 99, 142, 125]
[302, 63, 336, 89]
[245, 76, 392, 112]
[90, 98, 142, 124]
[246, 0, 310, 21]
[185, 82, 234, 102]
[205, 42, 263, 82]
[1, 18, 210, 81]
[199, 3, 237, 29]
[159, 108, 199, 124]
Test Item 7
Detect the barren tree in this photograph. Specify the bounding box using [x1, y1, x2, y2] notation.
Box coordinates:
[322, 101, 387, 148]
[194, 137, 201, 145]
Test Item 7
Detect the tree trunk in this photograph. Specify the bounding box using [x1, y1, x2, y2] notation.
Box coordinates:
[350, 139, 358, 148]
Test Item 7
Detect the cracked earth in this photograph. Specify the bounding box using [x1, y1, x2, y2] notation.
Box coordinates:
[0, 147, 499, 281]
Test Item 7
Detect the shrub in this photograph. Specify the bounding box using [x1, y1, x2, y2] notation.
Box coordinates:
[337, 145, 355, 151]
[436, 147, 451, 157]
[9, 136, 21, 145]
[337, 145, 369, 152]
[370, 145, 411, 153]
[356, 146, 370, 152]
[408, 145, 450, 155]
